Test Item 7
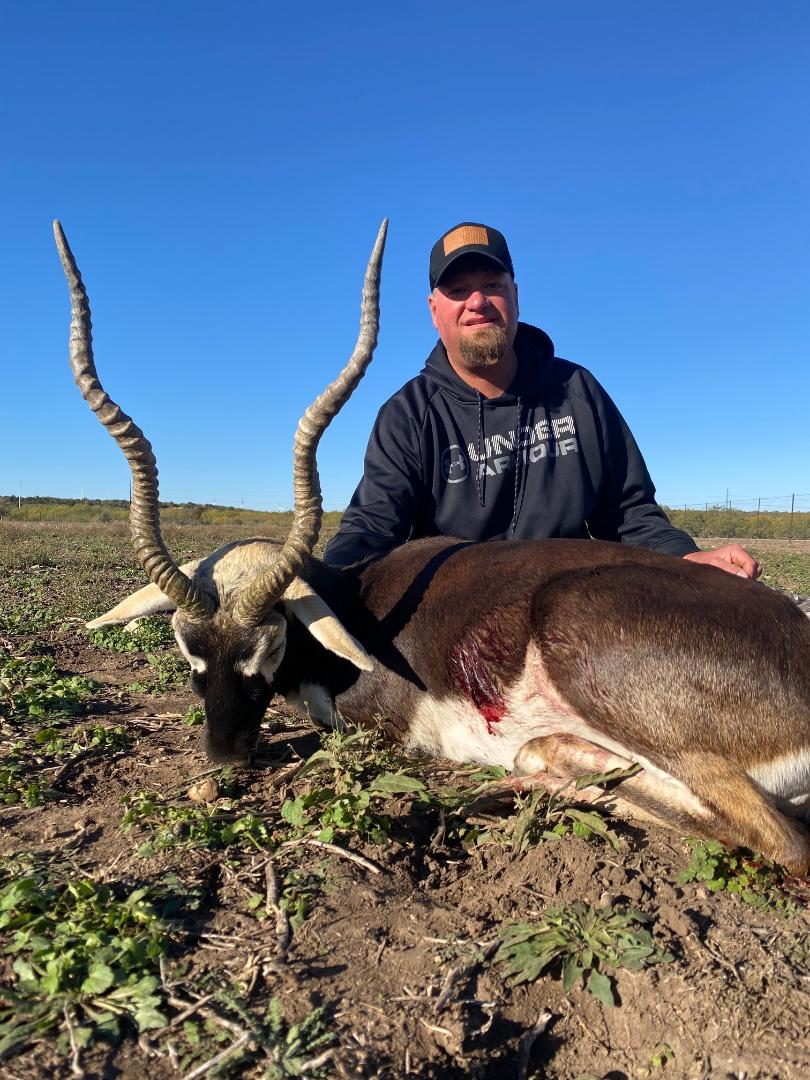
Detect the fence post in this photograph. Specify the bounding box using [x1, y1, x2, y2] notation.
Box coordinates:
[755, 497, 760, 539]
[790, 493, 795, 540]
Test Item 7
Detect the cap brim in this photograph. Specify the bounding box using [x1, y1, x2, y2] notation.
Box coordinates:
[432, 248, 511, 289]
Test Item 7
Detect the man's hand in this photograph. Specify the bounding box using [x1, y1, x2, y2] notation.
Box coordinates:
[683, 544, 762, 579]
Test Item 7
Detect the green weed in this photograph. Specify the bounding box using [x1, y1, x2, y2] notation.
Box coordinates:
[280, 727, 428, 844]
[465, 788, 623, 853]
[0, 646, 96, 722]
[247, 863, 328, 931]
[182, 704, 205, 726]
[175, 986, 334, 1078]
[121, 791, 273, 856]
[496, 901, 674, 1007]
[677, 838, 800, 914]
[128, 652, 188, 694]
[0, 572, 53, 634]
[88, 616, 174, 653]
[0, 854, 169, 1060]
[0, 757, 57, 807]
[34, 723, 129, 758]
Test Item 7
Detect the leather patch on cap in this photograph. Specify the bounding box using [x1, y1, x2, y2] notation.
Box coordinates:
[443, 225, 489, 255]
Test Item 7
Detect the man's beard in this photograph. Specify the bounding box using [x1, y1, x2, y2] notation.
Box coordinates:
[458, 325, 509, 369]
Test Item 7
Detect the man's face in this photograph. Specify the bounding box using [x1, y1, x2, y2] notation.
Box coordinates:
[428, 256, 519, 370]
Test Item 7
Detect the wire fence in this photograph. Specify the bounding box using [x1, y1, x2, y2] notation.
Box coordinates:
[662, 493, 810, 541]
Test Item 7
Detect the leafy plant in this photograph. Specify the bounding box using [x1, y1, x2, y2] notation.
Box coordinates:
[34, 722, 128, 758]
[121, 791, 273, 855]
[128, 652, 188, 694]
[280, 727, 428, 844]
[496, 901, 674, 1006]
[183, 704, 205, 726]
[649, 1043, 675, 1070]
[247, 863, 328, 931]
[0, 572, 53, 634]
[175, 986, 334, 1078]
[465, 788, 623, 853]
[0, 855, 170, 1060]
[0, 647, 96, 721]
[677, 838, 799, 914]
[89, 616, 174, 653]
[0, 757, 57, 807]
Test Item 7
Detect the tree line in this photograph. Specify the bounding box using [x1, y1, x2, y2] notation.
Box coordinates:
[2, 496, 808, 540]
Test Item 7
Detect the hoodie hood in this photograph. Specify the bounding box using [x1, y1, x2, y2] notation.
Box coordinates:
[420, 322, 556, 404]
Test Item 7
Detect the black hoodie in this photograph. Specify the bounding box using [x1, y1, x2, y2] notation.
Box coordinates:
[324, 322, 697, 568]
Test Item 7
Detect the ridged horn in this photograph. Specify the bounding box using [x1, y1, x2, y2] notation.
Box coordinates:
[235, 218, 388, 626]
[53, 220, 216, 621]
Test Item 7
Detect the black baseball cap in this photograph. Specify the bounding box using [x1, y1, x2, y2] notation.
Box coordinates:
[429, 222, 514, 290]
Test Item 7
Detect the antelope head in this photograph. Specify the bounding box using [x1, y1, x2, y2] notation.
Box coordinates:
[54, 219, 387, 764]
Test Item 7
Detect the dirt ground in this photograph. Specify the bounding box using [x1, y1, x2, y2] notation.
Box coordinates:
[1, 524, 809, 1080]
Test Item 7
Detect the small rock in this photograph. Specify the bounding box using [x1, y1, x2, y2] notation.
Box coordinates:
[188, 777, 219, 803]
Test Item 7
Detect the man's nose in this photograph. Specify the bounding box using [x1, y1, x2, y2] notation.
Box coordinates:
[466, 290, 490, 310]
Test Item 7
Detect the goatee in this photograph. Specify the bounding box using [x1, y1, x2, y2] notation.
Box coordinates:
[458, 325, 509, 369]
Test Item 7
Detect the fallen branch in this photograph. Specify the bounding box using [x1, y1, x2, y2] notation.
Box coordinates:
[434, 939, 499, 1015]
[279, 837, 387, 875]
[265, 862, 291, 957]
[182, 1031, 251, 1080]
[150, 992, 216, 1039]
[516, 1009, 553, 1080]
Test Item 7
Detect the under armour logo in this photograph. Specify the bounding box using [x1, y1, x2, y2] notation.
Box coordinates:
[442, 444, 470, 484]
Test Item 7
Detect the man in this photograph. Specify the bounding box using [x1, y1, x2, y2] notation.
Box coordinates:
[324, 221, 760, 579]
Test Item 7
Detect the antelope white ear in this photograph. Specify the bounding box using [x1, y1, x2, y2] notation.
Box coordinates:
[282, 579, 374, 672]
[86, 560, 201, 628]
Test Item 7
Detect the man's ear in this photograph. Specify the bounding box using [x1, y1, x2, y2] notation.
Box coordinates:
[428, 290, 438, 330]
[514, 280, 519, 317]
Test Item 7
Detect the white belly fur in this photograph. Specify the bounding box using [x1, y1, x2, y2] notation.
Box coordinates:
[403, 641, 810, 818]
[406, 641, 627, 769]
[749, 750, 810, 819]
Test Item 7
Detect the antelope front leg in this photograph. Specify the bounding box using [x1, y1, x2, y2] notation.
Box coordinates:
[513, 734, 810, 876]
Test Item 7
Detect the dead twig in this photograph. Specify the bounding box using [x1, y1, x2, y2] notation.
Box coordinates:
[298, 1047, 337, 1072]
[264, 861, 292, 957]
[150, 992, 216, 1039]
[63, 1004, 85, 1078]
[49, 747, 122, 785]
[434, 939, 499, 1015]
[168, 994, 246, 1039]
[419, 1017, 454, 1039]
[516, 1009, 553, 1080]
[181, 1031, 251, 1080]
[279, 837, 387, 875]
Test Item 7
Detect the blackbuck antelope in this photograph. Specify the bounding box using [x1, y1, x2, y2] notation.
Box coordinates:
[55, 220, 810, 874]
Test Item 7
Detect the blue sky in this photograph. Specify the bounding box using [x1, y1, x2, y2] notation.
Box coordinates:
[2, 2, 808, 512]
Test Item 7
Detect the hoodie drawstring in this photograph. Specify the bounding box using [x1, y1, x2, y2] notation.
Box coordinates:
[476, 394, 486, 507]
[510, 396, 524, 533]
[477, 392, 525, 533]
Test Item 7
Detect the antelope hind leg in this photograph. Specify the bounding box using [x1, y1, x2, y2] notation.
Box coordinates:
[513, 734, 810, 876]
[512, 735, 696, 831]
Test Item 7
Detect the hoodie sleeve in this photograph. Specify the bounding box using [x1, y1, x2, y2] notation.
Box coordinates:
[580, 374, 698, 556]
[323, 394, 428, 568]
